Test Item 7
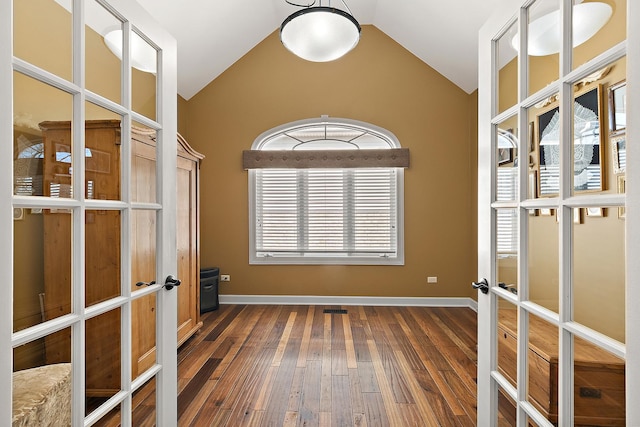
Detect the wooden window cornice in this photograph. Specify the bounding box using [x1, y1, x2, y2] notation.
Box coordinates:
[242, 148, 410, 169]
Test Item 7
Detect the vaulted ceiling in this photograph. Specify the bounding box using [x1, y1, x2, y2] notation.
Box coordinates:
[136, 0, 505, 100]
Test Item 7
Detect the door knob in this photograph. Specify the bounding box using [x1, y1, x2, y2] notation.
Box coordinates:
[472, 278, 490, 294]
[164, 275, 181, 290]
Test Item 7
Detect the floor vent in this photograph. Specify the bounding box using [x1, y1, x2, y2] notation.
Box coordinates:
[323, 309, 348, 314]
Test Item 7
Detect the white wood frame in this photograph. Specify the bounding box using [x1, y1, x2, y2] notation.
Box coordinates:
[478, 0, 637, 426]
[1, 0, 178, 425]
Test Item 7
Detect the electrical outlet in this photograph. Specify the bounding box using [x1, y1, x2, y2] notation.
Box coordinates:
[427, 276, 438, 284]
[220, 274, 230, 282]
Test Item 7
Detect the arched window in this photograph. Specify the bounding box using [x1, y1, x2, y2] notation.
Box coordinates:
[245, 116, 407, 265]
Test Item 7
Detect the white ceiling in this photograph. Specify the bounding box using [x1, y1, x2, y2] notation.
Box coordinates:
[136, 0, 506, 100]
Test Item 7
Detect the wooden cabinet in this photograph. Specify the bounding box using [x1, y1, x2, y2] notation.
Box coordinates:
[175, 133, 204, 346]
[497, 309, 625, 426]
[41, 120, 203, 394]
[130, 126, 204, 378]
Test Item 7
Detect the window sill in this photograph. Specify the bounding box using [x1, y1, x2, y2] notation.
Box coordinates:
[249, 255, 404, 266]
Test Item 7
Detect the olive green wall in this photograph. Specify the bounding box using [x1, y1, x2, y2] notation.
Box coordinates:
[184, 26, 478, 299]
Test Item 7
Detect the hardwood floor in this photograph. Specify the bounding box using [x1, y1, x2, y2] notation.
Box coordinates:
[101, 304, 481, 426]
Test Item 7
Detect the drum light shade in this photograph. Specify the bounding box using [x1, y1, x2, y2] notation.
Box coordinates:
[280, 7, 361, 62]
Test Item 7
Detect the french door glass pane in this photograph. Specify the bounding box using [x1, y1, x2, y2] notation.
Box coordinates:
[85, 103, 123, 201]
[14, 209, 72, 332]
[13, 328, 72, 425]
[572, 82, 604, 194]
[573, 206, 625, 342]
[572, 0, 626, 71]
[497, 20, 518, 114]
[132, 377, 157, 425]
[496, 208, 518, 288]
[528, 0, 560, 97]
[132, 209, 157, 381]
[524, 106, 539, 199]
[131, 31, 157, 122]
[536, 92, 561, 197]
[497, 299, 518, 388]
[496, 120, 518, 202]
[132, 122, 157, 203]
[526, 311, 559, 424]
[13, 72, 73, 198]
[573, 335, 625, 424]
[86, 209, 121, 306]
[85, 1, 123, 105]
[498, 386, 517, 426]
[528, 209, 559, 312]
[132, 292, 157, 381]
[85, 308, 122, 416]
[13, 0, 72, 81]
[93, 404, 123, 427]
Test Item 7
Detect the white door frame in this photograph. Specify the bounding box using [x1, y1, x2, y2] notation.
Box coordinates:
[477, 0, 638, 425]
[1, 0, 178, 424]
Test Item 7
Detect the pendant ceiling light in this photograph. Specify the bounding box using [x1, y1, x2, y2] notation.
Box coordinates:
[280, 1, 361, 62]
[512, 2, 612, 56]
[103, 28, 157, 74]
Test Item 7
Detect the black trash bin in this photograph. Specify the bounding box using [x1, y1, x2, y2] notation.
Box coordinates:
[200, 267, 219, 313]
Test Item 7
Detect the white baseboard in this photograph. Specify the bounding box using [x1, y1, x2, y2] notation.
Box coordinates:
[219, 294, 478, 311]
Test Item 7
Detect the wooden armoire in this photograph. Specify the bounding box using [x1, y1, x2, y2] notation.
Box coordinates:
[40, 120, 204, 395]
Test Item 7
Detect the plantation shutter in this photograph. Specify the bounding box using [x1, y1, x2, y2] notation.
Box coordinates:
[256, 168, 397, 257]
[496, 167, 517, 254]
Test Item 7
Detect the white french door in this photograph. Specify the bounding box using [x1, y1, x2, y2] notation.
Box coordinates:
[1, 0, 178, 425]
[477, 0, 638, 426]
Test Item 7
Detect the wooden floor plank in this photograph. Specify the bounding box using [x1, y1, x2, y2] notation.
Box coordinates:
[349, 367, 366, 414]
[362, 392, 391, 427]
[341, 311, 357, 367]
[366, 336, 405, 426]
[331, 374, 353, 427]
[102, 304, 480, 426]
[298, 359, 322, 426]
[393, 349, 440, 426]
[296, 305, 316, 368]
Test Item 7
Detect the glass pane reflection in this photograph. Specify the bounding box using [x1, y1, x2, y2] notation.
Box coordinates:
[132, 122, 157, 203]
[536, 92, 561, 197]
[496, 123, 518, 203]
[131, 209, 157, 381]
[528, 0, 560, 96]
[85, 103, 123, 201]
[498, 385, 517, 426]
[86, 1, 123, 105]
[85, 308, 121, 414]
[132, 30, 157, 122]
[496, 208, 518, 270]
[574, 206, 625, 343]
[572, 0, 626, 71]
[528, 208, 558, 313]
[13, 329, 72, 425]
[14, 0, 72, 81]
[497, 300, 518, 388]
[85, 209, 121, 307]
[14, 72, 73, 198]
[527, 312, 559, 423]
[497, 20, 518, 114]
[573, 335, 625, 425]
[14, 209, 72, 332]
